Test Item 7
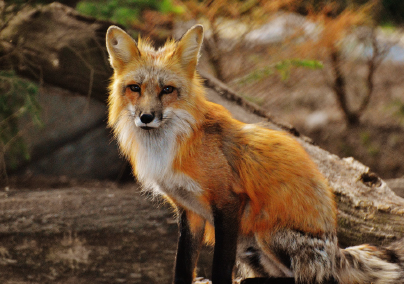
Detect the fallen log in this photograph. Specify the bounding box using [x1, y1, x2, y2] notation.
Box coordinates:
[1, 2, 403, 247]
[386, 178, 404, 198]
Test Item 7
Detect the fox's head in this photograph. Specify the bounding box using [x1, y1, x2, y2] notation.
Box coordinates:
[106, 25, 205, 133]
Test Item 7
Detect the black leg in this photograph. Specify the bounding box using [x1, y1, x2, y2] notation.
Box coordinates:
[211, 203, 240, 284]
[173, 209, 205, 284]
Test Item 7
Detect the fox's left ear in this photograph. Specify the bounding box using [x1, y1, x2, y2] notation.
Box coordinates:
[175, 25, 204, 77]
[106, 25, 141, 72]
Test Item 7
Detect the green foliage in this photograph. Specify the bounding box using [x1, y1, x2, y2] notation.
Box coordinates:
[389, 99, 404, 124]
[76, 0, 182, 26]
[366, 144, 380, 157]
[240, 93, 265, 106]
[360, 130, 380, 157]
[360, 130, 371, 145]
[275, 59, 324, 81]
[76, 0, 138, 26]
[237, 59, 323, 85]
[237, 67, 274, 86]
[394, 99, 404, 117]
[339, 142, 355, 157]
[0, 71, 41, 174]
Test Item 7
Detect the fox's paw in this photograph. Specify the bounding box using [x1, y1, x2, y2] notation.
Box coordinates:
[193, 277, 242, 284]
[193, 277, 211, 284]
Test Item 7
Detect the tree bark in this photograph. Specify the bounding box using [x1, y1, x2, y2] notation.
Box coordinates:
[1, 3, 403, 247]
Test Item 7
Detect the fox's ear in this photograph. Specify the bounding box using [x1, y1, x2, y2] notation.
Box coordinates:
[106, 26, 140, 71]
[175, 25, 204, 76]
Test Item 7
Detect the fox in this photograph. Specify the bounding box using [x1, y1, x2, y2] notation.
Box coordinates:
[105, 24, 404, 284]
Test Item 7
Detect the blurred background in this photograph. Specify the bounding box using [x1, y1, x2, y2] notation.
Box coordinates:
[1, 0, 404, 184]
[0, 0, 404, 283]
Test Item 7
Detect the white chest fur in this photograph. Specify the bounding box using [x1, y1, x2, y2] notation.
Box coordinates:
[116, 107, 213, 222]
[128, 108, 200, 191]
[135, 131, 201, 194]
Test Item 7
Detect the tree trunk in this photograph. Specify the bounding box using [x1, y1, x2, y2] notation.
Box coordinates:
[329, 49, 360, 126]
[1, 3, 403, 247]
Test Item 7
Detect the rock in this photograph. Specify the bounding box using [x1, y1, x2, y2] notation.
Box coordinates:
[305, 110, 330, 131]
[19, 85, 123, 180]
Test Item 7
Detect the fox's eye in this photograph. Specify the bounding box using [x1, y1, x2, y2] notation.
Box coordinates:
[128, 84, 141, 93]
[162, 86, 174, 95]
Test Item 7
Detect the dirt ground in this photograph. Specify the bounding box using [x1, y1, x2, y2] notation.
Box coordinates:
[0, 177, 213, 284]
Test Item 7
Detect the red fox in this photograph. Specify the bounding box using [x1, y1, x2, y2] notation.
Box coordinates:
[105, 24, 404, 284]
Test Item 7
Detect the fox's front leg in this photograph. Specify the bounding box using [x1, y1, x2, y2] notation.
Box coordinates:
[211, 201, 241, 284]
[174, 209, 205, 284]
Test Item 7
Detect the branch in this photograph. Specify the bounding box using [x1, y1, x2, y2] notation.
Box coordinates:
[329, 49, 359, 125]
[357, 28, 388, 115]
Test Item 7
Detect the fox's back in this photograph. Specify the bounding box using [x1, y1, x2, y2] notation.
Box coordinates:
[169, 102, 337, 237]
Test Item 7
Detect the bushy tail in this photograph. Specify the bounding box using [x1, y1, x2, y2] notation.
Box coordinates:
[337, 238, 404, 284]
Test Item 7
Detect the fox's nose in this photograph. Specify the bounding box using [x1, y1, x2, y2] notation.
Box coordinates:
[140, 113, 155, 124]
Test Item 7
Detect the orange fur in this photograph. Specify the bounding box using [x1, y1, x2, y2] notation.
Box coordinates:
[172, 102, 336, 238]
[104, 24, 404, 284]
[106, 24, 336, 247]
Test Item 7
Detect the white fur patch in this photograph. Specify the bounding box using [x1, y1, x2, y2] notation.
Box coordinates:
[338, 245, 403, 284]
[127, 104, 136, 116]
[242, 124, 257, 131]
[134, 116, 161, 128]
[114, 106, 211, 218]
[132, 107, 198, 188]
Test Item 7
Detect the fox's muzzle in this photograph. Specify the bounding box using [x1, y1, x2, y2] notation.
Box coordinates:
[140, 113, 155, 124]
[134, 112, 161, 130]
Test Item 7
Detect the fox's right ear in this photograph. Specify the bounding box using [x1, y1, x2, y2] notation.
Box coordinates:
[106, 26, 140, 71]
[175, 25, 204, 77]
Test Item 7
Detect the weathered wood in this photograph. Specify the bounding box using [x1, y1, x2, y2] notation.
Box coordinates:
[1, 3, 403, 247]
[386, 178, 404, 198]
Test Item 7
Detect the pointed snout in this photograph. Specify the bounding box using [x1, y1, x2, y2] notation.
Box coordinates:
[140, 113, 155, 124]
[134, 111, 161, 130]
